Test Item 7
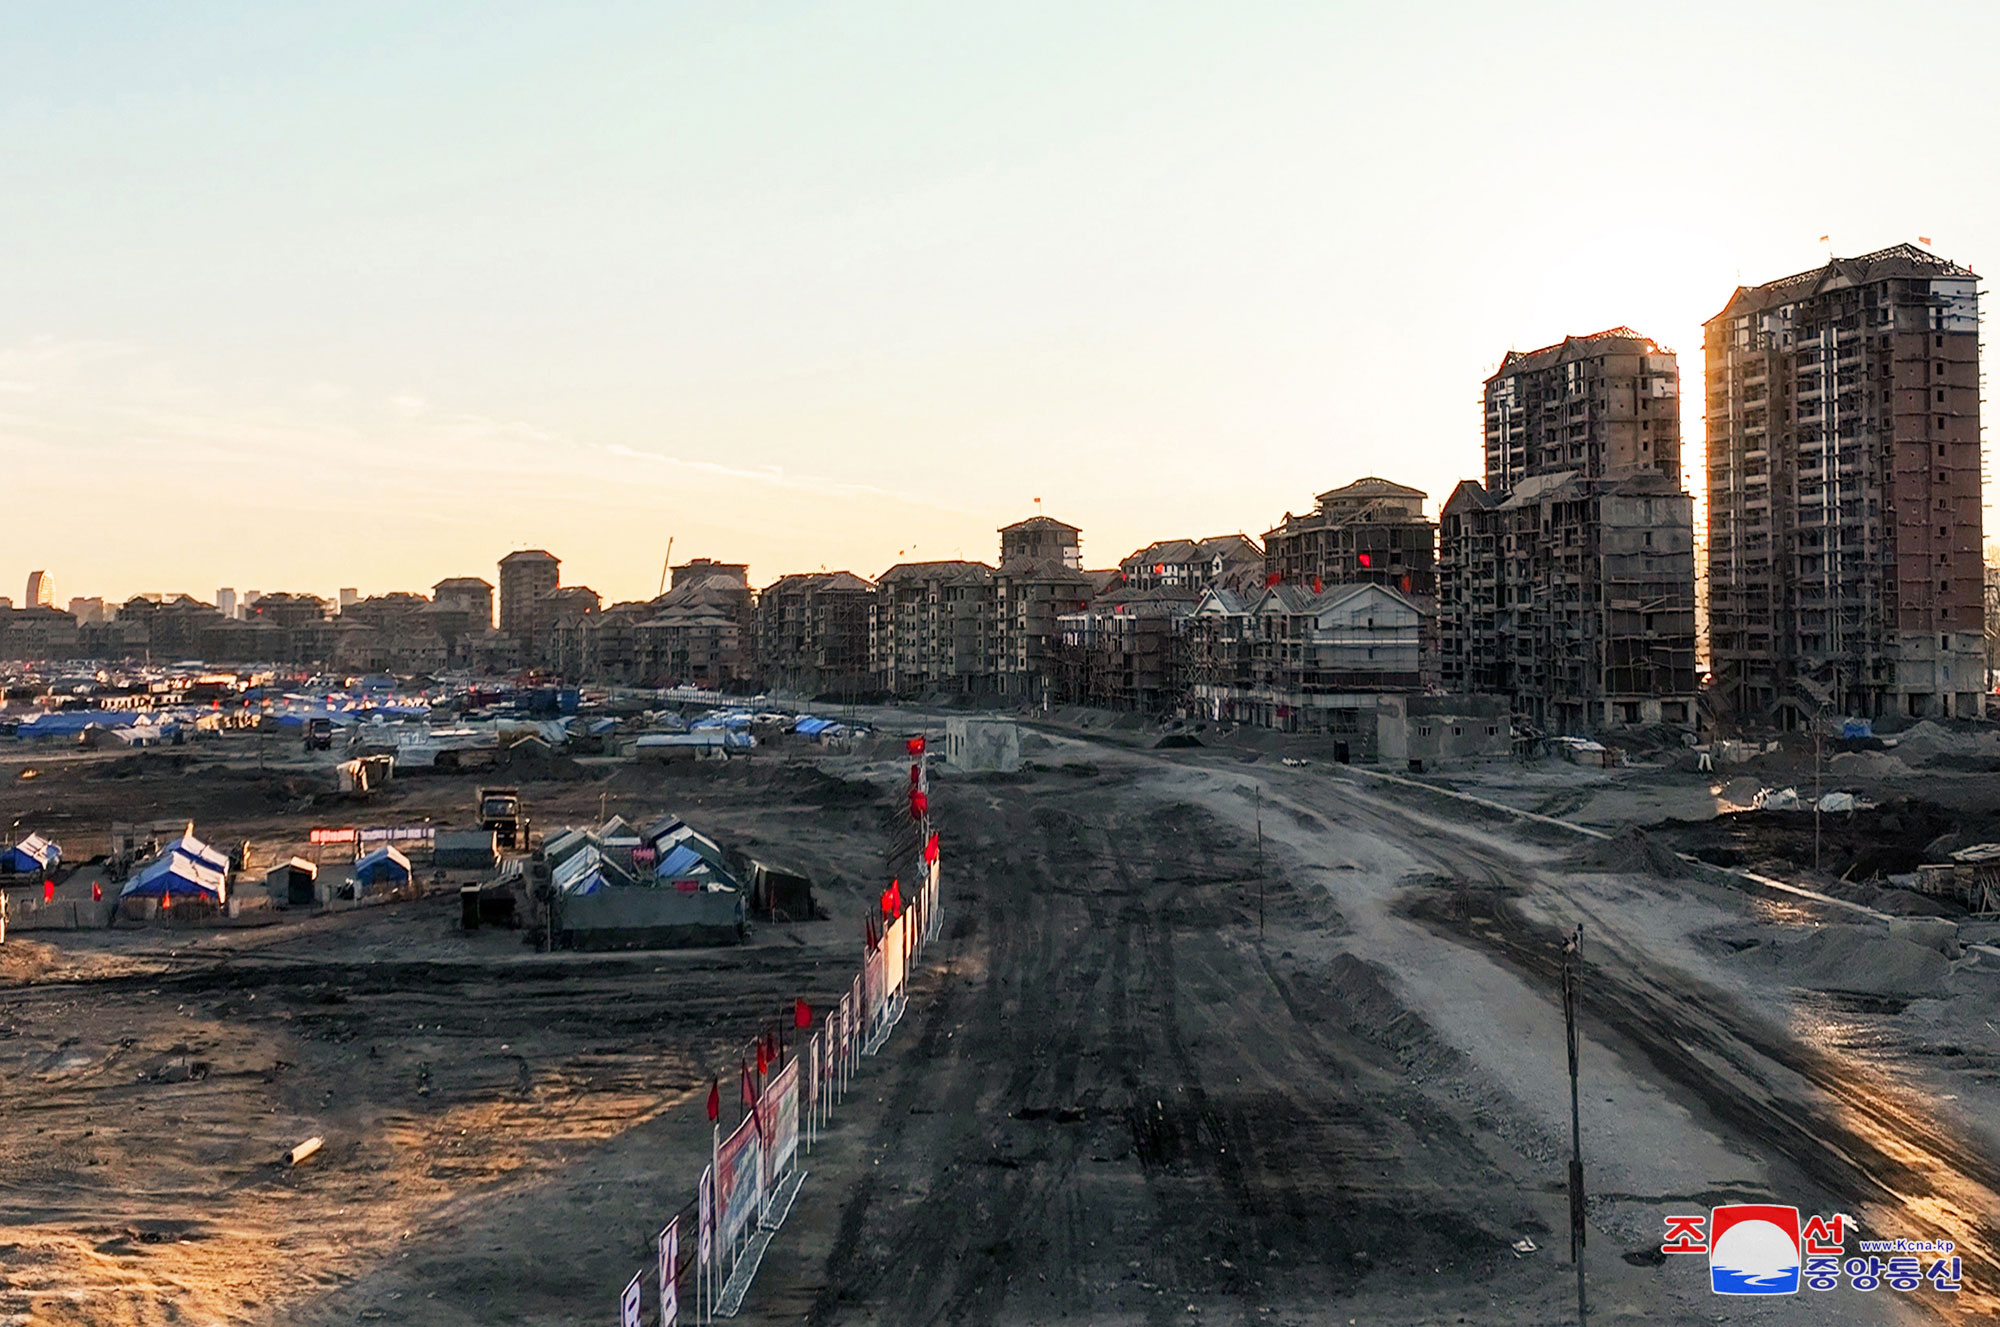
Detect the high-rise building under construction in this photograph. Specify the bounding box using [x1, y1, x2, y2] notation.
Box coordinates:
[1440, 328, 1698, 733]
[1705, 244, 1984, 724]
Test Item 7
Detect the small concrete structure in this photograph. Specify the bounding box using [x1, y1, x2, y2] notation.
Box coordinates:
[1376, 695, 1510, 770]
[944, 717, 1022, 773]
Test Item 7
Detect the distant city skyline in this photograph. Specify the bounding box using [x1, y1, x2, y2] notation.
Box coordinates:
[3, 4, 1994, 603]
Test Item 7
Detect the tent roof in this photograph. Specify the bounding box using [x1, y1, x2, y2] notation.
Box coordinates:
[122, 852, 226, 900]
[354, 845, 411, 873]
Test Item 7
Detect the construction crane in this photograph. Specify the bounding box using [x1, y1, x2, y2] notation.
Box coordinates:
[657, 536, 675, 599]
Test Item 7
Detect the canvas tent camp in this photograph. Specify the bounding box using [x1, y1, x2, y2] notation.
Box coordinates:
[1, 834, 60, 876]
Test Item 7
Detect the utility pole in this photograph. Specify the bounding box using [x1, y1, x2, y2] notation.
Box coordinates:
[1561, 923, 1587, 1326]
[1254, 784, 1264, 938]
[1813, 716, 1824, 874]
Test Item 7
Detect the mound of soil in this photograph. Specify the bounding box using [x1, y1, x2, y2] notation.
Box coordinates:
[1569, 826, 1684, 878]
[1751, 923, 1949, 999]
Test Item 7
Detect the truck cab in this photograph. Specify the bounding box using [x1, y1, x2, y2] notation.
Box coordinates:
[477, 786, 524, 849]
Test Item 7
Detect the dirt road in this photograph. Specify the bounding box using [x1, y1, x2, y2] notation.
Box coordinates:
[3, 732, 1990, 1324]
[742, 731, 1974, 1324]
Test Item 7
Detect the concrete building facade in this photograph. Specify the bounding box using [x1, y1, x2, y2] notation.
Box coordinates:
[1705, 244, 1985, 724]
[1263, 478, 1437, 598]
[870, 561, 997, 696]
[1441, 327, 1698, 734]
[497, 550, 560, 647]
[755, 571, 875, 697]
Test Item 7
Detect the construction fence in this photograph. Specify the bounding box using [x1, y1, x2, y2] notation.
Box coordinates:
[614, 743, 945, 1326]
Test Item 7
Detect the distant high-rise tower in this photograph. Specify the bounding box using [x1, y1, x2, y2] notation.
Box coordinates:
[1705, 243, 1984, 724]
[498, 550, 561, 642]
[217, 588, 238, 619]
[338, 587, 359, 613]
[24, 570, 53, 608]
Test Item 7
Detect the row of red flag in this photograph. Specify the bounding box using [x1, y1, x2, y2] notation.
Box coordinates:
[706, 996, 817, 1122]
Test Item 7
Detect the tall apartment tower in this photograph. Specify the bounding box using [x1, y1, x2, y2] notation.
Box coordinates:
[1484, 327, 1684, 489]
[1705, 244, 1984, 723]
[1440, 328, 1698, 733]
[498, 550, 561, 641]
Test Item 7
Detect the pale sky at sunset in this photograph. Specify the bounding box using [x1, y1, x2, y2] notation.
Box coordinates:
[4, 2, 1995, 606]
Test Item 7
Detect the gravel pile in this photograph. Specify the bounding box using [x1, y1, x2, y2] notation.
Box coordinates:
[1768, 924, 1950, 999]
[1569, 825, 1686, 878]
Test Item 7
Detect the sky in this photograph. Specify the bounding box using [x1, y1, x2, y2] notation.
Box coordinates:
[3, 1, 1997, 606]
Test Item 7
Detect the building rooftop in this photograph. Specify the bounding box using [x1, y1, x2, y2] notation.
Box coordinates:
[999, 515, 1081, 535]
[499, 550, 559, 566]
[1314, 477, 1427, 506]
[877, 560, 996, 587]
[1489, 328, 1664, 382]
[760, 570, 876, 595]
[1709, 242, 1979, 322]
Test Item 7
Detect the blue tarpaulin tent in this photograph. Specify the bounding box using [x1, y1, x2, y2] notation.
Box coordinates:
[121, 840, 227, 903]
[16, 711, 143, 737]
[2, 834, 60, 874]
[349, 845, 412, 891]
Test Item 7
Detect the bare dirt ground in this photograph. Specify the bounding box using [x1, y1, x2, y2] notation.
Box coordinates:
[2, 726, 1995, 1324]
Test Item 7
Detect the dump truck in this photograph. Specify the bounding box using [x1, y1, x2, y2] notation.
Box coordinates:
[477, 786, 525, 850]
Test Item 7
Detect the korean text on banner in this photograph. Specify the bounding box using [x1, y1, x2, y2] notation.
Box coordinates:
[620, 1273, 642, 1327]
[716, 1115, 762, 1248]
[658, 1218, 678, 1326]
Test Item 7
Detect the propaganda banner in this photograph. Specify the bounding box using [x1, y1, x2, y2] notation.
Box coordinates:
[863, 945, 887, 1032]
[697, 1164, 713, 1268]
[619, 1272, 642, 1327]
[884, 915, 907, 998]
[716, 1114, 762, 1247]
[771, 1057, 801, 1177]
[658, 1217, 678, 1326]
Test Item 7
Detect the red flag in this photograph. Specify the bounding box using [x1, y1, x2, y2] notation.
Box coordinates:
[887, 879, 903, 916]
[706, 1079, 720, 1122]
[91, 881, 103, 902]
[741, 1062, 756, 1107]
[910, 789, 928, 819]
[794, 998, 811, 1030]
[162, 890, 172, 911]
[756, 1039, 768, 1076]
[910, 764, 921, 785]
[923, 831, 939, 865]
[906, 736, 925, 755]
[43, 878, 55, 904]
[1265, 571, 1281, 587]
[1312, 576, 1322, 594]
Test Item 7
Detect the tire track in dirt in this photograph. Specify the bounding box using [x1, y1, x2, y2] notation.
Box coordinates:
[1303, 773, 1996, 1326]
[803, 776, 1553, 1325]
